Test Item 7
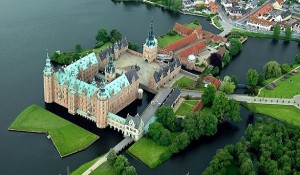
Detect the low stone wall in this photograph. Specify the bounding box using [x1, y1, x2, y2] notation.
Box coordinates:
[180, 69, 199, 81]
[127, 49, 143, 58]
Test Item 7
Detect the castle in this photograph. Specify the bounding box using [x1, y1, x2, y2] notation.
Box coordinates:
[43, 20, 181, 140]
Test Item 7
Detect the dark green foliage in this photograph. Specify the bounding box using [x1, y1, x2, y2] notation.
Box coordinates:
[202, 84, 216, 107]
[96, 28, 109, 42]
[205, 119, 300, 174]
[257, 73, 266, 86]
[110, 29, 122, 43]
[128, 41, 139, 51]
[170, 132, 190, 153]
[211, 66, 219, 76]
[51, 52, 80, 65]
[228, 38, 242, 57]
[148, 121, 164, 141]
[247, 69, 259, 87]
[295, 54, 300, 64]
[200, 113, 218, 136]
[231, 75, 238, 85]
[273, 24, 281, 39]
[166, 30, 177, 36]
[121, 166, 137, 175]
[182, 113, 202, 140]
[161, 0, 182, 12]
[193, 19, 199, 25]
[203, 149, 234, 175]
[113, 155, 129, 175]
[222, 53, 231, 66]
[285, 27, 292, 41]
[212, 92, 241, 122]
[75, 43, 82, 53]
[157, 128, 171, 146]
[280, 63, 291, 74]
[107, 149, 117, 166]
[155, 106, 176, 130]
[263, 61, 282, 79]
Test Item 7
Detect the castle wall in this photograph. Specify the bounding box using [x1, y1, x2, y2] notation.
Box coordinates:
[44, 74, 54, 103]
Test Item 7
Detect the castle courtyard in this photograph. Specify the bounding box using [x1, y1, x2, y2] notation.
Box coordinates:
[114, 52, 160, 86]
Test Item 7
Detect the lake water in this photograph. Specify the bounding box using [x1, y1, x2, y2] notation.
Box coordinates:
[0, 0, 298, 174]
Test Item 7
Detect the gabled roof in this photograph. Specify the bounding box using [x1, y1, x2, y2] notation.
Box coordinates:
[104, 74, 130, 98]
[163, 87, 181, 106]
[125, 69, 139, 84]
[64, 53, 98, 78]
[178, 40, 206, 58]
[125, 114, 143, 129]
[98, 37, 128, 60]
[164, 33, 198, 52]
[203, 75, 221, 88]
[173, 22, 194, 35]
[248, 16, 275, 26]
[152, 59, 181, 83]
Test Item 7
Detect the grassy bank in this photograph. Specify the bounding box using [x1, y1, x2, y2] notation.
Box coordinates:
[9, 105, 99, 157]
[71, 157, 101, 175]
[230, 28, 300, 42]
[211, 16, 223, 31]
[127, 137, 172, 169]
[259, 68, 300, 98]
[175, 100, 199, 116]
[244, 103, 300, 126]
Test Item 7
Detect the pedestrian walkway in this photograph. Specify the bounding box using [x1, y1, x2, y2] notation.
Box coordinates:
[82, 153, 108, 175]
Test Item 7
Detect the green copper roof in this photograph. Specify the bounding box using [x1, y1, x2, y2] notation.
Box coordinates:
[107, 112, 126, 124]
[64, 53, 98, 78]
[43, 52, 53, 75]
[103, 74, 130, 98]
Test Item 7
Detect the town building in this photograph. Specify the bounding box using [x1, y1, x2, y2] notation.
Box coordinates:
[293, 22, 300, 33]
[162, 87, 181, 108]
[202, 75, 221, 89]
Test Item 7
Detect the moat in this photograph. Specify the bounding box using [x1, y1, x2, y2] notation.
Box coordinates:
[1, 0, 299, 175]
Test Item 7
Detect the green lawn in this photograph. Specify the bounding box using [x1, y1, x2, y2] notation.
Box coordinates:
[259, 68, 300, 98]
[93, 42, 113, 53]
[90, 162, 115, 175]
[71, 157, 101, 175]
[158, 34, 184, 48]
[185, 23, 199, 29]
[9, 105, 99, 157]
[175, 100, 199, 116]
[245, 103, 300, 126]
[127, 137, 172, 169]
[172, 76, 194, 89]
[211, 16, 223, 31]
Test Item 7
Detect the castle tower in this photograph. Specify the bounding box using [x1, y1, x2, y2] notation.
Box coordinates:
[114, 42, 120, 60]
[105, 53, 116, 83]
[43, 51, 54, 103]
[143, 20, 158, 63]
[96, 81, 108, 128]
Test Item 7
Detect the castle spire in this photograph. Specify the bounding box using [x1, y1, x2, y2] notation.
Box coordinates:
[43, 50, 53, 75]
[146, 20, 157, 47]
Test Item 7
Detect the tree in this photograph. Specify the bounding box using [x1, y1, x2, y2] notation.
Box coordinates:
[247, 69, 259, 87]
[200, 113, 218, 136]
[211, 67, 219, 76]
[222, 53, 231, 66]
[240, 158, 254, 175]
[110, 29, 122, 43]
[148, 121, 164, 141]
[170, 132, 190, 153]
[193, 18, 199, 25]
[209, 53, 222, 69]
[295, 54, 300, 64]
[231, 75, 238, 85]
[263, 61, 282, 79]
[228, 99, 241, 122]
[203, 149, 233, 175]
[128, 41, 139, 52]
[113, 155, 129, 175]
[258, 73, 266, 86]
[121, 166, 137, 175]
[273, 24, 280, 39]
[228, 38, 242, 56]
[280, 63, 290, 74]
[219, 76, 235, 94]
[202, 84, 216, 107]
[107, 149, 117, 166]
[158, 128, 172, 146]
[155, 106, 176, 130]
[75, 43, 82, 53]
[285, 26, 292, 41]
[212, 92, 230, 122]
[182, 113, 202, 140]
[96, 28, 109, 42]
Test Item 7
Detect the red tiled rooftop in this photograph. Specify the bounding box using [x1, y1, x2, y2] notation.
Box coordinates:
[178, 40, 206, 58]
[173, 22, 194, 35]
[164, 33, 198, 52]
[253, 4, 273, 16]
[203, 75, 221, 88]
[248, 16, 275, 26]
